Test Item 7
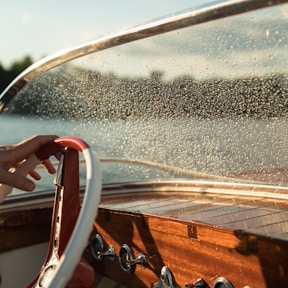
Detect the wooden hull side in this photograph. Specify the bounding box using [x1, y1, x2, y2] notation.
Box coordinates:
[0, 205, 52, 253]
[1, 185, 288, 288]
[92, 207, 288, 288]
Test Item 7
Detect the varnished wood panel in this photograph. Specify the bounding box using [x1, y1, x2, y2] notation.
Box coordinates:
[1, 183, 288, 288]
[0, 207, 52, 252]
[92, 207, 288, 288]
[100, 189, 288, 240]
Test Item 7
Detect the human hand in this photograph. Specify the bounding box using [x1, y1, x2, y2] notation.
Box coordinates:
[0, 135, 59, 201]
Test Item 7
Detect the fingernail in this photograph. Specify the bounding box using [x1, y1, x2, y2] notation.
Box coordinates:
[24, 181, 34, 191]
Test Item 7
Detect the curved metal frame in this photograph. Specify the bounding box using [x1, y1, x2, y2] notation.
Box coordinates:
[0, 0, 287, 111]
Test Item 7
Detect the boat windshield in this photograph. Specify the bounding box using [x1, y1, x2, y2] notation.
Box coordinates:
[1, 2, 288, 195]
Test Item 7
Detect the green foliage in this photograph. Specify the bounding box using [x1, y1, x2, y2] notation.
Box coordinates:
[0, 56, 33, 94]
[9, 56, 33, 73]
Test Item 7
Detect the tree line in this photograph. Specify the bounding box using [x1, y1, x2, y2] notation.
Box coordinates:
[9, 64, 288, 119]
[0, 56, 33, 94]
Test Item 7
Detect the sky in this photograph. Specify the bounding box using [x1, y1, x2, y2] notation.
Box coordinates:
[0, 0, 202, 68]
[1, 1, 287, 79]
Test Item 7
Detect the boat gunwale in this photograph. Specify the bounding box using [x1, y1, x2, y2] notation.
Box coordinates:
[1, 179, 288, 211]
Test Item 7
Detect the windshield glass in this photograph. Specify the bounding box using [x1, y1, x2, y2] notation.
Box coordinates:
[1, 3, 288, 194]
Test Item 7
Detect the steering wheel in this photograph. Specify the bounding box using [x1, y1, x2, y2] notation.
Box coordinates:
[25, 136, 101, 288]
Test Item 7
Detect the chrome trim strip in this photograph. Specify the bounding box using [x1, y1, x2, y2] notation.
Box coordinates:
[0, 190, 56, 210]
[101, 180, 288, 200]
[1, 179, 288, 210]
[0, 0, 287, 111]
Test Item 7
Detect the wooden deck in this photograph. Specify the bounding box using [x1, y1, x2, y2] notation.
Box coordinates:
[100, 182, 288, 241]
[92, 183, 288, 287]
[1, 181, 288, 287]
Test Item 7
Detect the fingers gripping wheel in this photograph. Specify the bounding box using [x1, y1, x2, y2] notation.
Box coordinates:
[26, 136, 101, 288]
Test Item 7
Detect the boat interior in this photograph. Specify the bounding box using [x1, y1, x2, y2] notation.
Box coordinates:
[0, 0, 288, 287]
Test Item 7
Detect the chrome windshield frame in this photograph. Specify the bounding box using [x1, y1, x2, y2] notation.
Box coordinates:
[0, 0, 287, 111]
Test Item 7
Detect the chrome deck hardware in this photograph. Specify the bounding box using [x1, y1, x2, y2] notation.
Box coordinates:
[153, 266, 178, 288]
[119, 244, 147, 273]
[91, 234, 115, 261]
[213, 277, 234, 288]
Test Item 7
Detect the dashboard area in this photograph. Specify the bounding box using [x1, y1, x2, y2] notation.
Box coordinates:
[88, 184, 288, 288]
[1, 183, 288, 288]
[89, 206, 263, 288]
